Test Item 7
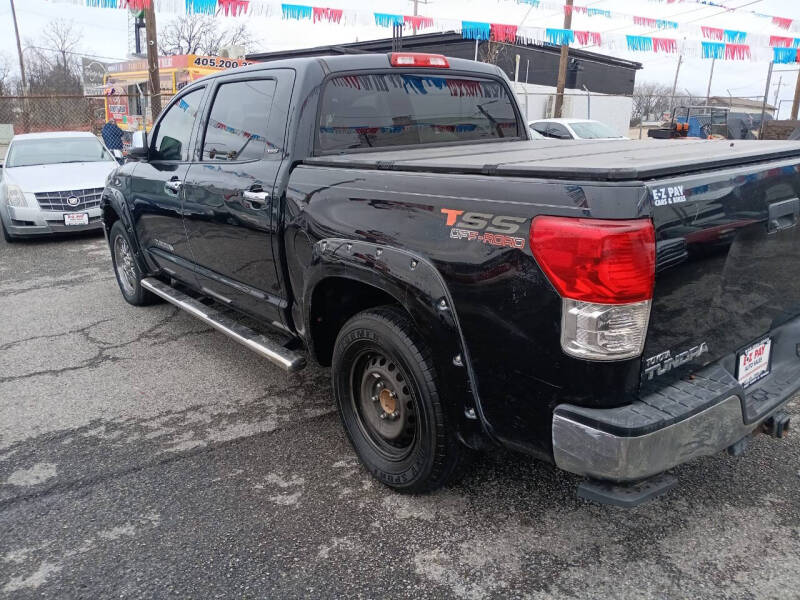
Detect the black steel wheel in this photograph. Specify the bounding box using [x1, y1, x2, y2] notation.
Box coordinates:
[332, 306, 469, 493]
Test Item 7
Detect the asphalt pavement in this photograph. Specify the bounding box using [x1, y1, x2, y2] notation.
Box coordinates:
[1, 231, 799, 599]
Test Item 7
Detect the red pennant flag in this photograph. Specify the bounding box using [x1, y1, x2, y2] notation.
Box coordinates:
[652, 38, 678, 54]
[490, 24, 518, 43]
[313, 7, 343, 23]
[633, 16, 657, 28]
[769, 35, 794, 47]
[773, 16, 793, 30]
[574, 31, 601, 46]
[701, 26, 724, 40]
[725, 43, 751, 60]
[403, 15, 434, 30]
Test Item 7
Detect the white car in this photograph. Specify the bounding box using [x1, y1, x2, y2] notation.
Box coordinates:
[529, 118, 627, 140]
[0, 131, 119, 242]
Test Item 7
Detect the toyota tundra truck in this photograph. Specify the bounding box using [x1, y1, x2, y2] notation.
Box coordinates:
[100, 53, 800, 506]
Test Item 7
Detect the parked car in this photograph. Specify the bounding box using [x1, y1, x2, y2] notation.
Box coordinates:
[1, 131, 117, 242]
[102, 53, 800, 506]
[530, 118, 627, 140]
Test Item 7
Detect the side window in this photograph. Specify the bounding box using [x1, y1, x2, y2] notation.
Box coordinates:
[151, 88, 204, 161]
[532, 122, 549, 136]
[548, 123, 572, 139]
[202, 79, 277, 162]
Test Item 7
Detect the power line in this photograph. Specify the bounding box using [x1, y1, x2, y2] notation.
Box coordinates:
[24, 45, 126, 62]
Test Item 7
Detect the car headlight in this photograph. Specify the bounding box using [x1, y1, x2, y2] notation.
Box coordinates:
[4, 184, 27, 208]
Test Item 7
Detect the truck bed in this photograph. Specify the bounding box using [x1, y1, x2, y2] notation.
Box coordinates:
[307, 139, 800, 182]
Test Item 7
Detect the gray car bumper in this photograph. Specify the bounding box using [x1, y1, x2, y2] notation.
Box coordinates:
[552, 320, 800, 483]
[3, 204, 103, 237]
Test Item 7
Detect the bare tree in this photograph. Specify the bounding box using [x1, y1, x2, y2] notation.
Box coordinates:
[0, 53, 13, 96]
[631, 82, 673, 125]
[23, 19, 83, 94]
[159, 14, 255, 56]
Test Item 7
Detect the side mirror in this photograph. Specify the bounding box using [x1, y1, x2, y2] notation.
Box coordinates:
[128, 130, 149, 160]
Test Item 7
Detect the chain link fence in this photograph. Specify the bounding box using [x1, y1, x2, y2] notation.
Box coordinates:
[0, 94, 173, 156]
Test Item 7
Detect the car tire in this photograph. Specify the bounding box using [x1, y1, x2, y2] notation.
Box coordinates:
[332, 306, 470, 493]
[109, 220, 158, 306]
[1, 218, 17, 243]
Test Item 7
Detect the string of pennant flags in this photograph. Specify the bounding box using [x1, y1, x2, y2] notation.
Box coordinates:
[60, 0, 800, 64]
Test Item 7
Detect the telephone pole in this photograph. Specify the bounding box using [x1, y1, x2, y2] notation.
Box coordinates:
[553, 0, 573, 118]
[792, 69, 800, 120]
[410, 0, 431, 35]
[705, 58, 715, 104]
[9, 0, 27, 95]
[144, 5, 162, 119]
[669, 39, 685, 117]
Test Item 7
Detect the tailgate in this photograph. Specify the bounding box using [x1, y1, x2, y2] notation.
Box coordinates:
[643, 158, 800, 402]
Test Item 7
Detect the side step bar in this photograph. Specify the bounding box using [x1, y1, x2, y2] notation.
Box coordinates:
[140, 277, 306, 373]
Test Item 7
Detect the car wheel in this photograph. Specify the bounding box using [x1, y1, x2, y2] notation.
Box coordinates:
[332, 306, 470, 493]
[1, 218, 17, 243]
[109, 220, 158, 306]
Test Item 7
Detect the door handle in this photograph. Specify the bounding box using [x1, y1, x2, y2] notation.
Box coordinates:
[242, 190, 270, 209]
[164, 178, 183, 194]
[768, 198, 799, 233]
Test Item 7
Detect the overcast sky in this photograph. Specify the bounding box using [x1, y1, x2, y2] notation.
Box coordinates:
[2, 0, 800, 116]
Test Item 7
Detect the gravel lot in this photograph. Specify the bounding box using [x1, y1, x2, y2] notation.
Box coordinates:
[1, 231, 799, 599]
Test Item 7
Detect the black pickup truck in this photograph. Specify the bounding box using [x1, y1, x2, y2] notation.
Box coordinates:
[101, 53, 800, 506]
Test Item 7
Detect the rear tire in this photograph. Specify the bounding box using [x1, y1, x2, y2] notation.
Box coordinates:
[332, 306, 470, 493]
[110, 220, 158, 306]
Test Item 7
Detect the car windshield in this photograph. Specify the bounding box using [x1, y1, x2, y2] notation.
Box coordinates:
[568, 121, 622, 139]
[6, 137, 114, 168]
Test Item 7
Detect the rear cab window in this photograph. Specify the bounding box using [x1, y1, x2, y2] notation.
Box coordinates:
[317, 72, 522, 153]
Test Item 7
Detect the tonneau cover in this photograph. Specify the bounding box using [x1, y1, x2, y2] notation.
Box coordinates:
[305, 139, 800, 182]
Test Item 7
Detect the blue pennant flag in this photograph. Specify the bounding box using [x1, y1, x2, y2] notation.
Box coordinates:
[281, 3, 313, 20]
[546, 28, 574, 45]
[724, 30, 746, 43]
[774, 47, 797, 64]
[587, 8, 611, 18]
[186, 0, 217, 14]
[374, 13, 404, 27]
[626, 35, 653, 52]
[517, 0, 540, 4]
[461, 21, 491, 41]
[701, 41, 725, 59]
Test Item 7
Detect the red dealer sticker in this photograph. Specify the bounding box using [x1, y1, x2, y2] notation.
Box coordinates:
[736, 338, 771, 387]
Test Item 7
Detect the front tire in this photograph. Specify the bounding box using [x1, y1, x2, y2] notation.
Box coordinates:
[332, 306, 469, 493]
[109, 220, 158, 306]
[1, 217, 17, 243]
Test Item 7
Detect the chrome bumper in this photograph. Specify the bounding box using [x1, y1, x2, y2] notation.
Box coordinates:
[552, 395, 765, 482]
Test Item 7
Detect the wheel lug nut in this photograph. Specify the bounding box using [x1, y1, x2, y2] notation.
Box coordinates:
[371, 395, 378, 402]
[379, 413, 387, 420]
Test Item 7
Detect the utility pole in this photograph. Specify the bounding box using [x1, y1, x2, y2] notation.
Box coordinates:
[9, 0, 29, 132]
[144, 5, 162, 120]
[553, 0, 573, 118]
[669, 39, 685, 117]
[773, 75, 784, 107]
[759, 61, 774, 140]
[410, 0, 430, 35]
[705, 58, 715, 104]
[792, 69, 800, 120]
[9, 0, 27, 94]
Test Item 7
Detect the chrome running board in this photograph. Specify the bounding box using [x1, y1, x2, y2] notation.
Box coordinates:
[141, 277, 306, 373]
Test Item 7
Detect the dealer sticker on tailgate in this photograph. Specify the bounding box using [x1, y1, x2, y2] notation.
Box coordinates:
[737, 338, 771, 387]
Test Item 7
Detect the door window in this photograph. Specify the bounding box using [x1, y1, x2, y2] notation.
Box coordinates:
[202, 79, 277, 162]
[151, 88, 204, 161]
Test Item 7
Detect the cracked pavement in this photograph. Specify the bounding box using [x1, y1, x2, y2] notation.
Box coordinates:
[1, 231, 799, 599]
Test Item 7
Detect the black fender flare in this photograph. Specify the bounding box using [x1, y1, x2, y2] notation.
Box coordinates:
[100, 186, 154, 276]
[303, 238, 496, 446]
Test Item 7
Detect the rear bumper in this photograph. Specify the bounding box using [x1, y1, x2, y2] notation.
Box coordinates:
[552, 322, 800, 482]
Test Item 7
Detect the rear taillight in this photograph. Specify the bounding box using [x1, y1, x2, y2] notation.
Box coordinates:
[530, 216, 655, 361]
[389, 53, 450, 68]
